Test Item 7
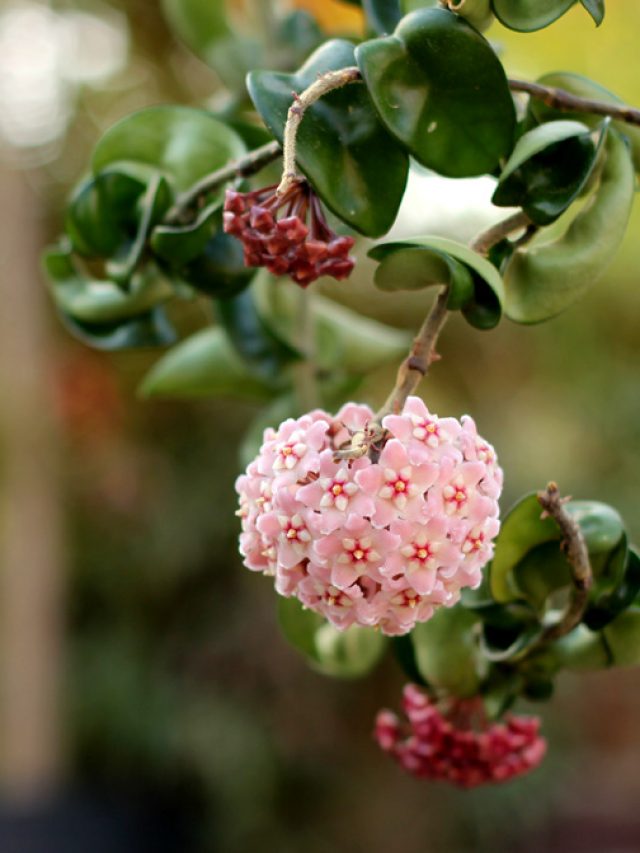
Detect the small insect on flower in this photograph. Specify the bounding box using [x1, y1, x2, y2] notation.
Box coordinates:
[223, 179, 355, 287]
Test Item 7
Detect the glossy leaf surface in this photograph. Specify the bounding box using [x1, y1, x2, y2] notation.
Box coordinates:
[356, 8, 515, 177]
[60, 307, 176, 352]
[248, 40, 408, 236]
[491, 0, 576, 31]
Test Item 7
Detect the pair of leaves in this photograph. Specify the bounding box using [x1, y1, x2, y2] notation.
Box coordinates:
[493, 119, 608, 226]
[503, 129, 635, 324]
[369, 236, 505, 329]
[278, 597, 386, 679]
[491, 0, 604, 31]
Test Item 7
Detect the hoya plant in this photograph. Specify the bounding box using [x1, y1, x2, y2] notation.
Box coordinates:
[45, 0, 640, 788]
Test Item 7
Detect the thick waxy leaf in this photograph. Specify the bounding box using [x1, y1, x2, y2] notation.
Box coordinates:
[356, 8, 515, 177]
[216, 288, 300, 382]
[362, 0, 402, 34]
[369, 236, 505, 329]
[411, 606, 485, 698]
[551, 625, 611, 671]
[247, 40, 409, 237]
[44, 244, 174, 325]
[139, 327, 275, 400]
[504, 131, 635, 324]
[181, 230, 255, 299]
[481, 622, 544, 663]
[160, 0, 229, 65]
[491, 0, 576, 31]
[492, 120, 607, 226]
[253, 273, 410, 374]
[60, 307, 177, 351]
[444, 1, 494, 32]
[278, 597, 386, 678]
[585, 545, 640, 630]
[92, 106, 246, 194]
[530, 72, 640, 173]
[580, 0, 605, 26]
[602, 607, 640, 667]
[66, 166, 150, 258]
[565, 501, 625, 555]
[151, 203, 219, 267]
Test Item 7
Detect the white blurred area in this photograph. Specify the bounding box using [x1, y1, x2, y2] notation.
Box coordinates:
[0, 0, 128, 161]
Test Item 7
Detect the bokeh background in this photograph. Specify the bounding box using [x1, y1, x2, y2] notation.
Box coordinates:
[1, 1, 640, 851]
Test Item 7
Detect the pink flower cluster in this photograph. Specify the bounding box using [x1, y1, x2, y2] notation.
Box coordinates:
[375, 685, 546, 787]
[223, 181, 355, 286]
[235, 396, 502, 636]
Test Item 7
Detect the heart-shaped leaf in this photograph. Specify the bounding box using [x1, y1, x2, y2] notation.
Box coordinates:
[278, 597, 386, 678]
[504, 130, 635, 324]
[92, 106, 246, 194]
[491, 0, 576, 31]
[139, 327, 275, 400]
[369, 236, 505, 329]
[59, 307, 177, 351]
[492, 120, 608, 226]
[356, 8, 515, 177]
[44, 244, 174, 325]
[411, 606, 485, 698]
[247, 39, 409, 237]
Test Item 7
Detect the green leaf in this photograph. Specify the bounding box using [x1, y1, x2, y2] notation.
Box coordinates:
[602, 607, 640, 667]
[160, 0, 229, 66]
[369, 236, 504, 329]
[491, 0, 576, 32]
[356, 8, 515, 177]
[252, 272, 411, 373]
[180, 230, 255, 299]
[504, 130, 635, 324]
[278, 597, 386, 678]
[585, 547, 640, 631]
[362, 0, 402, 34]
[565, 500, 624, 555]
[59, 306, 177, 351]
[481, 622, 544, 663]
[216, 288, 301, 382]
[512, 540, 572, 611]
[411, 606, 485, 698]
[492, 120, 607, 226]
[139, 327, 275, 400]
[551, 624, 611, 671]
[151, 202, 220, 267]
[530, 72, 640, 173]
[580, 0, 605, 26]
[247, 40, 409, 237]
[445, 1, 494, 32]
[44, 244, 174, 324]
[92, 106, 246, 194]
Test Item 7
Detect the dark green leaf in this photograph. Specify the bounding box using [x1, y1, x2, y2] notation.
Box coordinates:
[512, 540, 572, 611]
[362, 0, 402, 34]
[391, 635, 428, 686]
[551, 624, 611, 671]
[369, 236, 504, 329]
[59, 306, 177, 351]
[580, 0, 605, 26]
[216, 288, 301, 382]
[356, 8, 515, 177]
[492, 120, 607, 226]
[445, 1, 494, 32]
[491, 0, 576, 32]
[181, 230, 255, 299]
[504, 130, 635, 323]
[481, 622, 544, 662]
[247, 40, 409, 237]
[585, 546, 640, 630]
[151, 202, 219, 267]
[602, 607, 640, 667]
[411, 606, 485, 697]
[160, 0, 229, 65]
[44, 244, 174, 325]
[92, 106, 246, 194]
[138, 327, 275, 400]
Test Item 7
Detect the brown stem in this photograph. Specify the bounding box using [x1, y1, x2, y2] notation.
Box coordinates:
[164, 140, 282, 224]
[374, 287, 450, 422]
[537, 482, 593, 641]
[509, 78, 640, 128]
[470, 210, 532, 256]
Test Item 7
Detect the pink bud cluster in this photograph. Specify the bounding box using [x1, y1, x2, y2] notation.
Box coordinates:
[375, 685, 546, 787]
[236, 396, 502, 636]
[223, 181, 355, 286]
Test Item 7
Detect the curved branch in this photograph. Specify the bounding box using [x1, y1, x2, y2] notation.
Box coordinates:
[509, 78, 640, 128]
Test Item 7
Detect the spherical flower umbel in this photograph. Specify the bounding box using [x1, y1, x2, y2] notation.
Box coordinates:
[235, 396, 502, 635]
[375, 684, 546, 787]
[223, 180, 355, 286]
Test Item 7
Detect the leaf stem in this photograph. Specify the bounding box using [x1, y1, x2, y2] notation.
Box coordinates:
[164, 140, 282, 224]
[537, 481, 593, 641]
[470, 210, 532, 255]
[508, 78, 640, 127]
[277, 66, 362, 196]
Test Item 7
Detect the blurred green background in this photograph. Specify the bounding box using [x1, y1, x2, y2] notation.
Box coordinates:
[1, 1, 639, 851]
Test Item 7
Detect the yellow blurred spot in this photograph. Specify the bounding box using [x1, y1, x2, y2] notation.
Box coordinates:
[292, 0, 363, 33]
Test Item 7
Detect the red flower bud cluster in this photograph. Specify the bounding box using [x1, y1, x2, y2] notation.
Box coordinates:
[223, 181, 355, 287]
[375, 684, 546, 788]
